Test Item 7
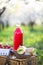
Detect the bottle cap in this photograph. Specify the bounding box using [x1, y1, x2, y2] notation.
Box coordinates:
[16, 24, 20, 27]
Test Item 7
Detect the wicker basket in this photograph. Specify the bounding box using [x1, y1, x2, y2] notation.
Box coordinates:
[0, 56, 6, 65]
[0, 55, 37, 65]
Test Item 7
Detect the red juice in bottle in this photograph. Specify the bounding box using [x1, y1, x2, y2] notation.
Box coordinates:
[14, 25, 23, 50]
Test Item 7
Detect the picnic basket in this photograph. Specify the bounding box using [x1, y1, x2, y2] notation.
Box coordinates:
[0, 55, 37, 65]
[0, 48, 37, 65]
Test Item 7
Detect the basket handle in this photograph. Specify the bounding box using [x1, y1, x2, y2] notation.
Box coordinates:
[4, 49, 11, 65]
[5, 56, 10, 65]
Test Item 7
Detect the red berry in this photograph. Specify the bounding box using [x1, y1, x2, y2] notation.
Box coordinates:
[0, 44, 3, 48]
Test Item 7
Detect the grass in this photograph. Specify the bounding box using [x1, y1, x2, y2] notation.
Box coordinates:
[0, 25, 43, 65]
[0, 26, 43, 44]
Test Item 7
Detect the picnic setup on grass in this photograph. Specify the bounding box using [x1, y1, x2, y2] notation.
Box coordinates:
[0, 25, 37, 65]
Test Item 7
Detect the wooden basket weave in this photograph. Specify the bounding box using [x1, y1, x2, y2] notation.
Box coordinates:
[0, 55, 37, 65]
